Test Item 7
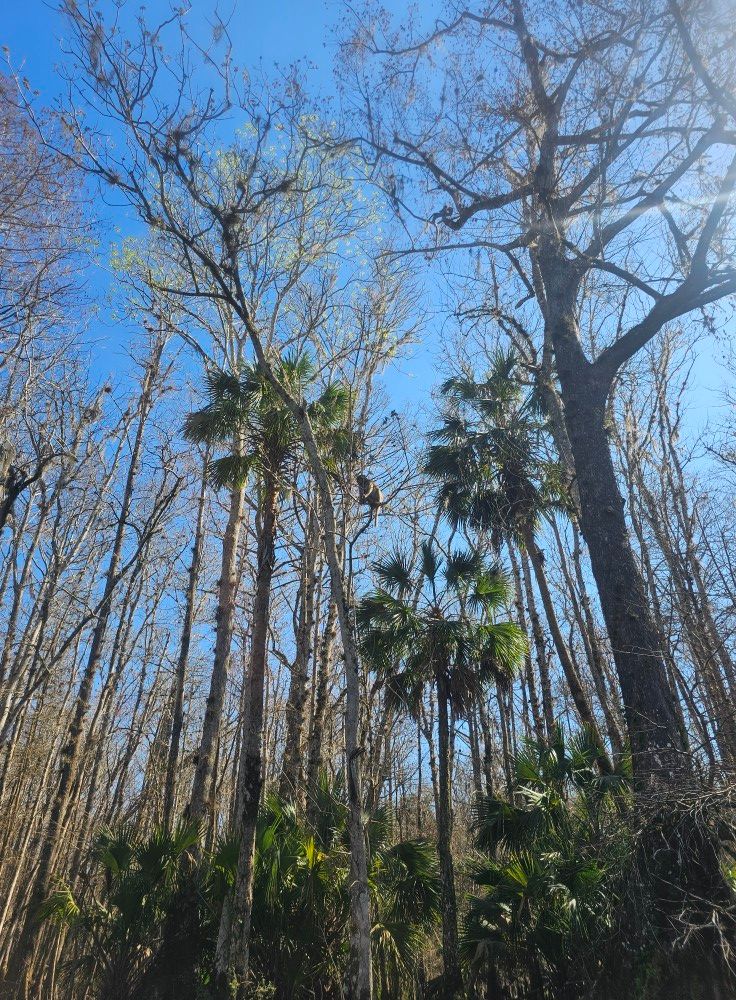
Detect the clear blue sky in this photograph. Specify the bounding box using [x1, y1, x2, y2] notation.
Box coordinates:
[3, 1, 731, 435]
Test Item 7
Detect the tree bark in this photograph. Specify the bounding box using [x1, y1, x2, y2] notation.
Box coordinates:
[188, 480, 245, 824]
[518, 548, 556, 738]
[280, 501, 319, 800]
[305, 599, 337, 820]
[552, 343, 690, 785]
[436, 671, 462, 997]
[217, 475, 279, 999]
[164, 454, 208, 828]
[508, 546, 545, 742]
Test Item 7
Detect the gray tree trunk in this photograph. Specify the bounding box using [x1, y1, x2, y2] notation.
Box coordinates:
[280, 501, 319, 799]
[436, 672, 462, 997]
[188, 481, 245, 824]
[164, 454, 208, 828]
[217, 475, 279, 999]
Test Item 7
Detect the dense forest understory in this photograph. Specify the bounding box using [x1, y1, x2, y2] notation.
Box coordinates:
[2, 0, 736, 997]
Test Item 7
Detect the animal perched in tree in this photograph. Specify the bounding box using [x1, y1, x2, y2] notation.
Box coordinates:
[355, 473, 383, 524]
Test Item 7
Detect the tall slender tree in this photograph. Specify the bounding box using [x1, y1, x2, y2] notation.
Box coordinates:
[358, 542, 525, 996]
[185, 354, 350, 998]
[426, 350, 611, 763]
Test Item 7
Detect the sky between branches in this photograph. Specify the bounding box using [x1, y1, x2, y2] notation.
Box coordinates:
[4, 0, 732, 440]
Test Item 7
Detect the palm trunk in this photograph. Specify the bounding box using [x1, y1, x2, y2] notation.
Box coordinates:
[217, 475, 279, 999]
[436, 672, 462, 997]
[188, 480, 245, 823]
[164, 455, 208, 828]
[280, 502, 319, 799]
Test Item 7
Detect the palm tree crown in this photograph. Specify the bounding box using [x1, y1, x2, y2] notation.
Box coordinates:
[357, 541, 526, 715]
[358, 540, 526, 996]
[183, 351, 350, 490]
[425, 349, 570, 548]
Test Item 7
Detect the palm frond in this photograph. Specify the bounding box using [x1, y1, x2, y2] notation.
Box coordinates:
[37, 884, 82, 926]
[478, 621, 527, 679]
[371, 550, 414, 596]
[444, 547, 483, 590]
[309, 381, 350, 427]
[209, 453, 257, 490]
[468, 565, 512, 613]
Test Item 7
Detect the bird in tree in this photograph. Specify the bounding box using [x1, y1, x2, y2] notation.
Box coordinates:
[184, 351, 350, 997]
[357, 541, 526, 998]
[425, 350, 612, 762]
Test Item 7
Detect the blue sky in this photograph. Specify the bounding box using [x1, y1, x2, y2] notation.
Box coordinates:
[3, 1, 732, 436]
[6, 2, 344, 88]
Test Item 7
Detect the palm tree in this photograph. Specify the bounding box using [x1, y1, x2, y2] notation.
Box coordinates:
[463, 728, 630, 998]
[425, 350, 614, 763]
[185, 352, 349, 998]
[358, 542, 526, 997]
[38, 822, 210, 1000]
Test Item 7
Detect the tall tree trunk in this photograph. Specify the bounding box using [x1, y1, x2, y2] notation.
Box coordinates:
[521, 523, 609, 764]
[217, 476, 279, 999]
[569, 521, 627, 750]
[508, 546, 545, 741]
[436, 672, 462, 997]
[188, 480, 245, 823]
[305, 599, 336, 818]
[477, 695, 497, 797]
[496, 687, 514, 794]
[548, 517, 625, 755]
[280, 501, 319, 799]
[518, 548, 555, 737]
[553, 349, 689, 783]
[164, 454, 208, 828]
[468, 706, 484, 799]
